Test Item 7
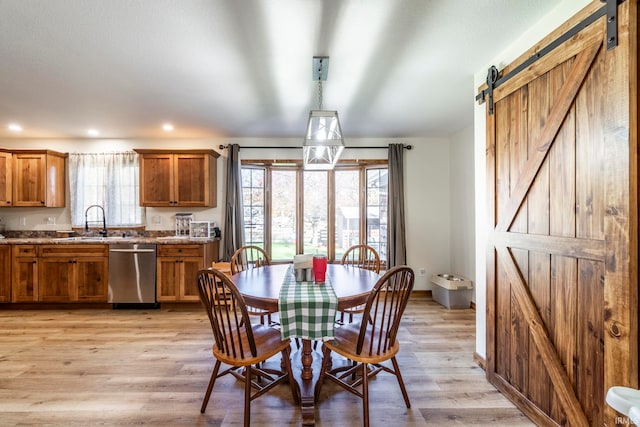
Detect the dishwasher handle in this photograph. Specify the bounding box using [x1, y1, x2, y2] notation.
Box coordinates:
[109, 248, 156, 254]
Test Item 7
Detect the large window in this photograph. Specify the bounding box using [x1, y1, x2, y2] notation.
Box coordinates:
[241, 162, 387, 264]
[68, 152, 144, 228]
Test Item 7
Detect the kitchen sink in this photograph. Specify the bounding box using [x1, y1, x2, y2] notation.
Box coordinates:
[53, 236, 139, 242]
[53, 236, 112, 241]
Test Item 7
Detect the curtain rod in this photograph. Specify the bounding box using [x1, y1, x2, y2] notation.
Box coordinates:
[218, 144, 412, 150]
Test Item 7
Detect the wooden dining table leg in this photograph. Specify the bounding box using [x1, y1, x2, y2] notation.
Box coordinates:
[300, 338, 316, 425]
[290, 338, 333, 425]
[301, 338, 314, 380]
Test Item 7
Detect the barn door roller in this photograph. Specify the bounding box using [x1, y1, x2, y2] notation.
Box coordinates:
[476, 0, 624, 114]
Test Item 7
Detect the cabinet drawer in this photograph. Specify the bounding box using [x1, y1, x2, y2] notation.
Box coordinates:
[39, 244, 109, 257]
[13, 245, 37, 257]
[157, 245, 203, 258]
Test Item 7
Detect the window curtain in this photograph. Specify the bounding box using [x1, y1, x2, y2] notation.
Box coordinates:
[69, 152, 144, 227]
[387, 144, 406, 268]
[222, 144, 245, 261]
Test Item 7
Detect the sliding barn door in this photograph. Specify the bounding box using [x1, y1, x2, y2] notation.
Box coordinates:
[484, 1, 637, 425]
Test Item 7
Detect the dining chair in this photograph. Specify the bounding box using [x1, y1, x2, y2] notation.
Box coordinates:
[230, 245, 276, 325]
[339, 244, 381, 324]
[314, 265, 415, 427]
[197, 268, 300, 427]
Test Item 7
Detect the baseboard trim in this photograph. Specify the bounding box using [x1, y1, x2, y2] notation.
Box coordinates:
[410, 290, 431, 297]
[474, 352, 487, 371]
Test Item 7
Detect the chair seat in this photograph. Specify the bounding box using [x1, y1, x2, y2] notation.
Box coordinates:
[213, 324, 290, 367]
[323, 322, 400, 365]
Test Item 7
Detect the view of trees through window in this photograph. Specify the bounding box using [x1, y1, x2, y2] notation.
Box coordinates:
[241, 163, 387, 263]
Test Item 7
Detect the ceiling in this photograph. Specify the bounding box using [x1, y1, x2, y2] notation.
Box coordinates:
[0, 0, 560, 140]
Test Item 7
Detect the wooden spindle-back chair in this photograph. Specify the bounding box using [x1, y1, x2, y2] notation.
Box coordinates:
[314, 265, 415, 427]
[339, 244, 381, 323]
[197, 268, 300, 427]
[229, 245, 276, 325]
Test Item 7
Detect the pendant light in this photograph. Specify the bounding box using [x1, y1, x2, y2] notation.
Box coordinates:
[303, 56, 345, 170]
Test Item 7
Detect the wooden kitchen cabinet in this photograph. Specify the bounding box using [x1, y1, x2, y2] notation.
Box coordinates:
[135, 149, 219, 207]
[0, 246, 11, 302]
[156, 243, 217, 302]
[38, 245, 108, 302]
[11, 245, 38, 302]
[0, 151, 12, 206]
[10, 150, 67, 207]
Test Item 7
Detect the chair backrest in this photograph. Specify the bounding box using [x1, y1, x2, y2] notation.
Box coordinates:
[230, 245, 271, 275]
[356, 265, 415, 356]
[341, 244, 381, 274]
[198, 268, 257, 359]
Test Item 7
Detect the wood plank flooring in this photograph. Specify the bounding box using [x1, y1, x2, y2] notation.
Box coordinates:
[0, 295, 534, 426]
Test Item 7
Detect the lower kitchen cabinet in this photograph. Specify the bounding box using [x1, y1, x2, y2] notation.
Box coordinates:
[12, 245, 38, 302]
[37, 245, 108, 302]
[0, 246, 11, 302]
[156, 243, 217, 302]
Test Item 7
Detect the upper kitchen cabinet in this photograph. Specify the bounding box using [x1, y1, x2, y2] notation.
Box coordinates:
[0, 151, 11, 206]
[135, 149, 219, 207]
[0, 149, 67, 207]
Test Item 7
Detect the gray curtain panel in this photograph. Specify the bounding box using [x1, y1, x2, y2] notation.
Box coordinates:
[222, 144, 245, 261]
[387, 144, 406, 268]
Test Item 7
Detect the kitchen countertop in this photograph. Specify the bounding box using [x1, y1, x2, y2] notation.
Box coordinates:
[0, 236, 219, 245]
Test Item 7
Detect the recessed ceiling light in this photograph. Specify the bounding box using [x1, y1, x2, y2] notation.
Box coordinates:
[8, 123, 23, 132]
[162, 123, 174, 132]
[87, 128, 100, 137]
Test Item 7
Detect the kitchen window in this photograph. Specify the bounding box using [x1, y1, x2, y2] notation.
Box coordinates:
[68, 152, 144, 228]
[241, 161, 387, 263]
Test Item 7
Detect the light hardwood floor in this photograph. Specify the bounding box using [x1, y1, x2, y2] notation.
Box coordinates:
[0, 295, 534, 426]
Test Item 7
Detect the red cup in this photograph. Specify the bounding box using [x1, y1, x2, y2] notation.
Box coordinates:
[312, 255, 327, 283]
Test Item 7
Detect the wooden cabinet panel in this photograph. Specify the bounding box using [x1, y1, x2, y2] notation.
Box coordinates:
[13, 153, 46, 206]
[0, 152, 12, 206]
[136, 149, 218, 207]
[156, 243, 217, 302]
[157, 245, 203, 258]
[175, 154, 208, 206]
[156, 257, 179, 302]
[38, 245, 108, 303]
[38, 258, 73, 302]
[0, 246, 11, 302]
[5, 150, 66, 207]
[76, 258, 108, 301]
[180, 258, 202, 300]
[12, 245, 38, 302]
[139, 153, 173, 205]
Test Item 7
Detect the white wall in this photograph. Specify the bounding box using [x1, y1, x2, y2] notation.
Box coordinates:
[404, 137, 452, 290]
[0, 136, 452, 290]
[449, 125, 475, 296]
[473, 0, 593, 358]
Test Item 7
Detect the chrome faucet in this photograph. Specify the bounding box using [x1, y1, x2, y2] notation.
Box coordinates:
[85, 205, 108, 237]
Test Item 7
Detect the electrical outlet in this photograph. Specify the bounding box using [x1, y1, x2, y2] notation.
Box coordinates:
[19, 217, 26, 226]
[419, 268, 426, 277]
[152, 215, 162, 225]
[46, 216, 56, 225]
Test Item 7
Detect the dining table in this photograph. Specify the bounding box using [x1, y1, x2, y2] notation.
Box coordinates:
[230, 262, 380, 426]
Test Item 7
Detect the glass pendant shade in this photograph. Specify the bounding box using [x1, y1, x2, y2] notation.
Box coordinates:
[303, 110, 345, 170]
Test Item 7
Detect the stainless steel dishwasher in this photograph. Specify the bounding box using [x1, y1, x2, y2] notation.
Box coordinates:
[108, 243, 158, 308]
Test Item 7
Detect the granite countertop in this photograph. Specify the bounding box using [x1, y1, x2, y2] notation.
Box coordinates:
[0, 236, 219, 245]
